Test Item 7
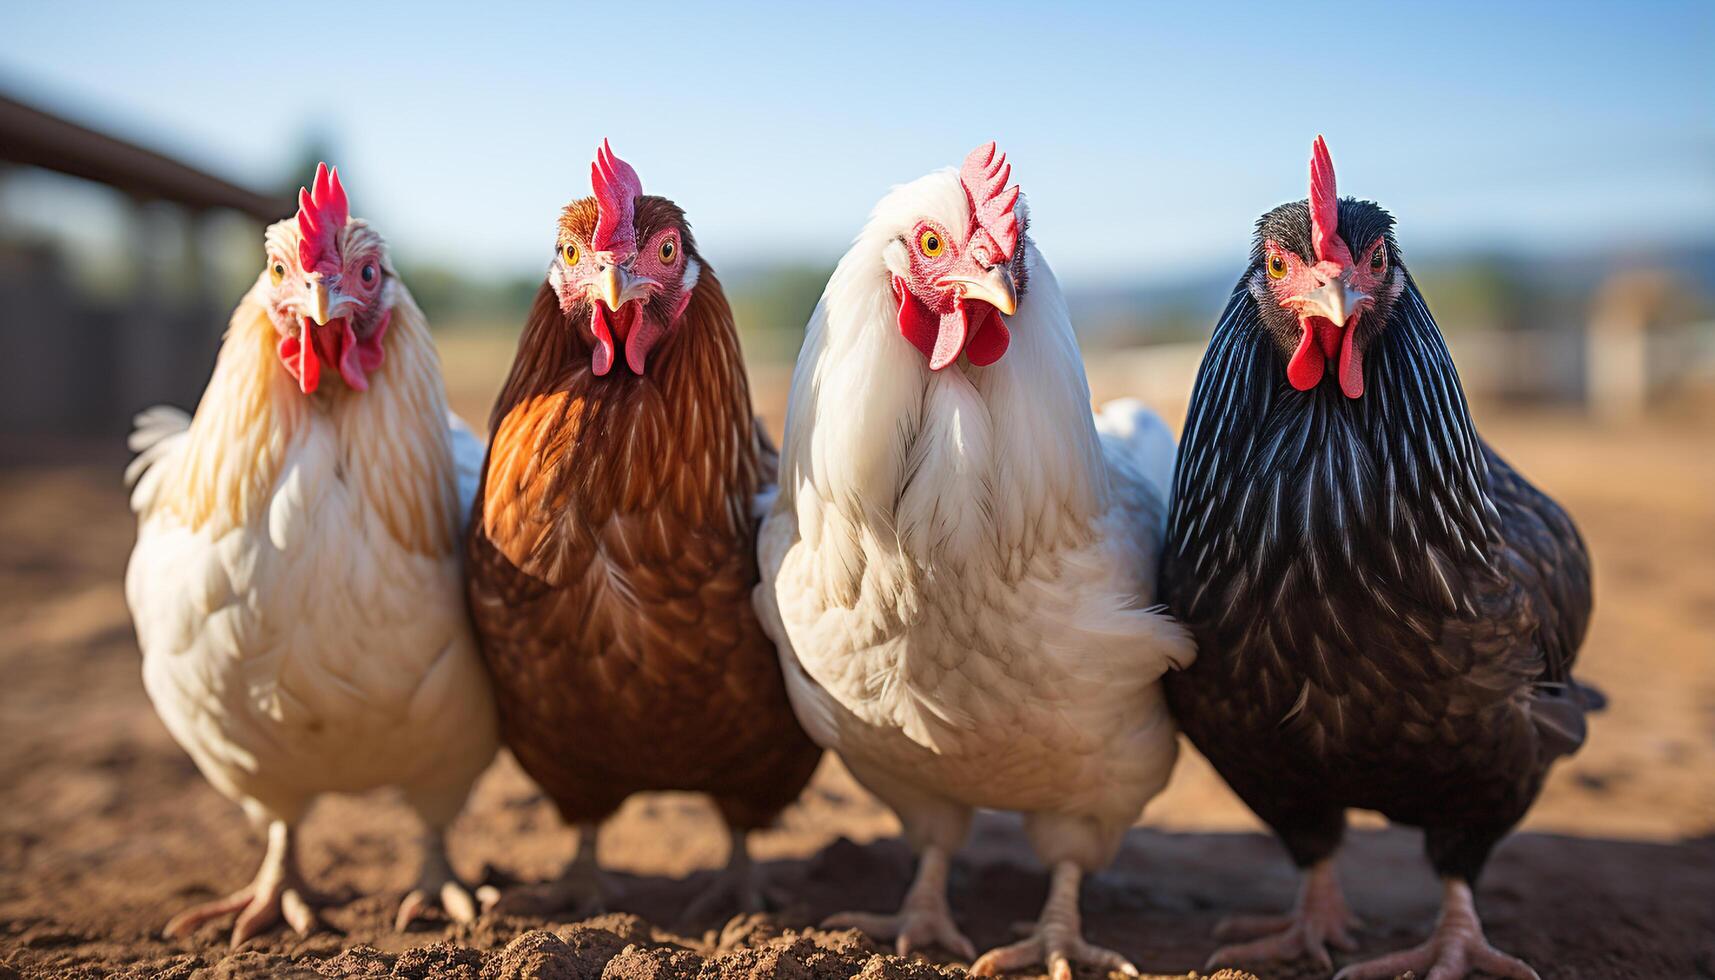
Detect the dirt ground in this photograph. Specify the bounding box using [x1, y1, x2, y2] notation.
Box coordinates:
[2, 349, 1713, 979]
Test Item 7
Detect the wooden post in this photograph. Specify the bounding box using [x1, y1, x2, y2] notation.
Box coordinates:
[1587, 272, 1666, 423]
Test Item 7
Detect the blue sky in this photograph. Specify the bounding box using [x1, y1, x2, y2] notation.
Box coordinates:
[3, 1, 1711, 287]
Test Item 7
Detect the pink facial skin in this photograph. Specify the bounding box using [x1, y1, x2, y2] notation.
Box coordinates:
[617, 226, 693, 376]
[1262, 236, 1387, 399]
[1266, 136, 1382, 399]
[270, 163, 391, 395]
[551, 141, 696, 377]
[893, 220, 1011, 371]
[893, 142, 1023, 371]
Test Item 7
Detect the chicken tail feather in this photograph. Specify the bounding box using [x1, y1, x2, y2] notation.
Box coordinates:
[1094, 398, 1177, 503]
[125, 405, 191, 489]
[125, 405, 193, 516]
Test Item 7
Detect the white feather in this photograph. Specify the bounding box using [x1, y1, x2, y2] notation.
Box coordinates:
[447, 410, 485, 524]
[125, 291, 497, 832]
[757, 169, 1194, 871]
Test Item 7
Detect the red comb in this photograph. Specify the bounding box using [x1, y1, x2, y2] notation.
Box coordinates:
[1309, 135, 1349, 265]
[296, 162, 349, 276]
[590, 139, 643, 257]
[960, 142, 1021, 264]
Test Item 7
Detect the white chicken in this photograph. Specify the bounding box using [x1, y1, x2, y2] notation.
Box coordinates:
[755, 143, 1194, 980]
[125, 164, 496, 945]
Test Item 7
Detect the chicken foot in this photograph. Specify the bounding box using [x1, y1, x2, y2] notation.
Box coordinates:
[1206, 856, 1359, 970]
[395, 831, 480, 930]
[478, 822, 605, 918]
[970, 861, 1135, 980]
[681, 825, 768, 924]
[1334, 878, 1538, 980]
[824, 845, 975, 959]
[163, 820, 323, 947]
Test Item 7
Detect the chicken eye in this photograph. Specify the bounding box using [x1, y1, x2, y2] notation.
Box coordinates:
[361, 263, 377, 284]
[562, 242, 580, 265]
[919, 230, 944, 258]
[1370, 245, 1387, 274]
[1266, 253, 1287, 280]
[659, 238, 676, 263]
[270, 261, 286, 285]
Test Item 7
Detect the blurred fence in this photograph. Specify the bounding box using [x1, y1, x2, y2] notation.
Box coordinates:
[0, 92, 286, 449]
[0, 242, 231, 444]
[1087, 319, 1715, 425]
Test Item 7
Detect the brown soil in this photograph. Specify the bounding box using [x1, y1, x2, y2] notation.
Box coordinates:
[2, 358, 1713, 980]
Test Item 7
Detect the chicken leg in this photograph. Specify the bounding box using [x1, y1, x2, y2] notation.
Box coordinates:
[1334, 878, 1538, 980]
[162, 820, 323, 947]
[681, 824, 765, 923]
[825, 845, 976, 959]
[1206, 856, 1360, 970]
[478, 822, 605, 918]
[395, 831, 480, 929]
[970, 861, 1136, 980]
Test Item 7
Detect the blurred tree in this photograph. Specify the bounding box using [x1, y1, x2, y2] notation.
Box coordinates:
[1413, 254, 1541, 333]
[394, 260, 538, 332]
[727, 263, 834, 363]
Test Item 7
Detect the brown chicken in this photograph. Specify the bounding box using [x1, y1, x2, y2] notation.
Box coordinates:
[465, 141, 820, 919]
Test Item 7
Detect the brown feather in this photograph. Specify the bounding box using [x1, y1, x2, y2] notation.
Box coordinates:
[467, 222, 818, 828]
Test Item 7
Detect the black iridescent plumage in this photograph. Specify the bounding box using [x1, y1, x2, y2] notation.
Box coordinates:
[1161, 197, 1596, 885]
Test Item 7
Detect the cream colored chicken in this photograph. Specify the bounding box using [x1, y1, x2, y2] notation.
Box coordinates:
[125, 164, 495, 946]
[755, 144, 1194, 980]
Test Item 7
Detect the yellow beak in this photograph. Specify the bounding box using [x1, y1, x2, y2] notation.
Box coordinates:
[595, 265, 624, 312]
[593, 263, 656, 312]
[945, 266, 1019, 316]
[1296, 276, 1368, 328]
[307, 280, 332, 326]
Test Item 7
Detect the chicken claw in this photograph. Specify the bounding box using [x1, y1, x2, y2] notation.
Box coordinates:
[479, 822, 605, 920]
[1205, 857, 1357, 970]
[395, 834, 479, 930]
[163, 821, 323, 947]
[1334, 879, 1539, 980]
[681, 827, 767, 924]
[826, 907, 977, 961]
[824, 846, 975, 960]
[970, 862, 1136, 980]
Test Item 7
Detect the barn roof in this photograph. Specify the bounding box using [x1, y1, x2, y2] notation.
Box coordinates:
[0, 93, 287, 219]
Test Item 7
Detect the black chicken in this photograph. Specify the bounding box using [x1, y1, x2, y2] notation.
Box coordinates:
[1161, 137, 1598, 980]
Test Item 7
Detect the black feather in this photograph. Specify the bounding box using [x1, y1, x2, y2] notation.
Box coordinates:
[1162, 251, 1595, 884]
